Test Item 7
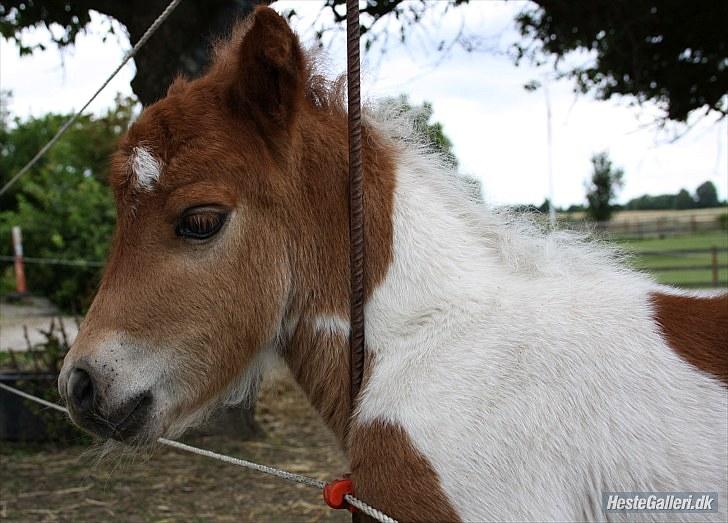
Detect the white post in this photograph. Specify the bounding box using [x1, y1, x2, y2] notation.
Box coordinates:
[11, 226, 27, 294]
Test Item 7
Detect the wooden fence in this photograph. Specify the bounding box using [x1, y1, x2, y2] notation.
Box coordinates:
[633, 246, 728, 288]
[565, 213, 727, 239]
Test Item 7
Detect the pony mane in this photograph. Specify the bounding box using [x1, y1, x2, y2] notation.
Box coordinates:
[366, 98, 636, 281]
[211, 16, 635, 283]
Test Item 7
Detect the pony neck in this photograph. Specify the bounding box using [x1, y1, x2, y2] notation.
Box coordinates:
[280, 112, 396, 445]
[280, 136, 502, 447]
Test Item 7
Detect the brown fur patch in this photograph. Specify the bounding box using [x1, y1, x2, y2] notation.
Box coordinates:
[70, 6, 395, 417]
[284, 321, 351, 442]
[349, 421, 461, 523]
[66, 8, 453, 518]
[651, 292, 728, 385]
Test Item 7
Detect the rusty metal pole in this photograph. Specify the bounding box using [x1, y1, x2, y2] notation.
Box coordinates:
[11, 226, 27, 294]
[347, 0, 365, 406]
[346, 1, 365, 521]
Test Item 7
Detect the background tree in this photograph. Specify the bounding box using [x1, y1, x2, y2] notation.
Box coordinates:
[538, 198, 552, 214]
[625, 193, 676, 211]
[585, 152, 624, 222]
[0, 96, 136, 310]
[624, 181, 724, 211]
[515, 0, 727, 123]
[674, 188, 695, 210]
[695, 181, 719, 209]
[314, 0, 472, 52]
[310, 1, 727, 124]
[4, 1, 725, 123]
[0, 88, 9, 129]
[382, 95, 489, 203]
[0, 0, 263, 105]
[385, 95, 458, 167]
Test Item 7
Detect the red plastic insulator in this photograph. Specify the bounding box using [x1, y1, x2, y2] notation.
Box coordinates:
[323, 476, 358, 513]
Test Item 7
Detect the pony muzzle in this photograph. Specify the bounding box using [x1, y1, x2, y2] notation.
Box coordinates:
[59, 357, 155, 442]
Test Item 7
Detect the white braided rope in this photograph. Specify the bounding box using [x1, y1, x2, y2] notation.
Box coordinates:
[0, 382, 398, 523]
[156, 438, 326, 489]
[0, 382, 68, 413]
[0, 0, 184, 197]
[345, 494, 400, 523]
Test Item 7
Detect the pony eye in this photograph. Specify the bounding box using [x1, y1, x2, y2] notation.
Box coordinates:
[176, 208, 227, 240]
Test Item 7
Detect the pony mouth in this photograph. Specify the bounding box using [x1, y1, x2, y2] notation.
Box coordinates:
[74, 392, 154, 442]
[110, 393, 154, 442]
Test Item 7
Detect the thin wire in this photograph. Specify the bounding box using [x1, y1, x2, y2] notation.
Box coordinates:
[157, 438, 325, 489]
[0, 0, 184, 197]
[0, 255, 103, 267]
[0, 383, 398, 523]
[0, 382, 67, 413]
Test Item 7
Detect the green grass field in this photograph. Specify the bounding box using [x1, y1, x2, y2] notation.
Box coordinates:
[616, 232, 728, 288]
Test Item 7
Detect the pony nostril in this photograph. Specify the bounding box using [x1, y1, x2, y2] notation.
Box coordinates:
[68, 367, 95, 415]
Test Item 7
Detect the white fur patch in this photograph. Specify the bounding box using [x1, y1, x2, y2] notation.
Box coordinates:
[130, 146, 162, 191]
[355, 150, 728, 522]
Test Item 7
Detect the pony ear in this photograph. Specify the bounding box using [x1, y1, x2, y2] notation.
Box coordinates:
[167, 75, 188, 97]
[231, 7, 305, 132]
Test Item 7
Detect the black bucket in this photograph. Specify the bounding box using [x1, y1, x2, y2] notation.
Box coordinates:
[0, 373, 79, 442]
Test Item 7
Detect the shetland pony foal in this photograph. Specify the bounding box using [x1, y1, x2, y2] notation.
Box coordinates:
[60, 8, 727, 522]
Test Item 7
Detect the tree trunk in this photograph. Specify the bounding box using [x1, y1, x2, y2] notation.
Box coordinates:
[92, 0, 260, 106]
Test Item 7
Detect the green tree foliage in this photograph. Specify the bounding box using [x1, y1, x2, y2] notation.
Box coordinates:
[0, 1, 92, 53]
[625, 181, 722, 211]
[565, 204, 584, 213]
[674, 189, 695, 210]
[585, 152, 624, 222]
[315, 0, 470, 51]
[516, 0, 727, 122]
[0, 95, 137, 311]
[7, 0, 725, 125]
[0, 1, 258, 105]
[385, 94, 458, 168]
[624, 193, 676, 211]
[538, 198, 551, 214]
[4, 0, 725, 123]
[382, 95, 486, 202]
[695, 181, 719, 208]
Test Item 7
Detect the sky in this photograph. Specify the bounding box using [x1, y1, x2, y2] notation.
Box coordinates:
[1, 0, 726, 207]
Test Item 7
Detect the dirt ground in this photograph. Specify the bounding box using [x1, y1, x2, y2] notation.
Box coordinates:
[0, 298, 79, 352]
[0, 367, 349, 523]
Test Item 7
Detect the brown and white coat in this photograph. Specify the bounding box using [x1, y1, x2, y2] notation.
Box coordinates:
[60, 7, 728, 522]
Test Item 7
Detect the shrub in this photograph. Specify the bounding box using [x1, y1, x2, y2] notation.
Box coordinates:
[0, 319, 91, 445]
[718, 213, 728, 231]
[0, 96, 137, 312]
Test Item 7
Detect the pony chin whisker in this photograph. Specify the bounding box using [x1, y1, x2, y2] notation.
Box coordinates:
[53, 7, 728, 522]
[161, 347, 274, 440]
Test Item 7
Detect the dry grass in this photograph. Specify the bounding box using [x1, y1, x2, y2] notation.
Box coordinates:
[0, 368, 349, 523]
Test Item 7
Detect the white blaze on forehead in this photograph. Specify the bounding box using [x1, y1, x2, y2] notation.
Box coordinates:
[130, 146, 162, 190]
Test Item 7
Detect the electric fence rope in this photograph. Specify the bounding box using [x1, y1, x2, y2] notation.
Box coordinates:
[0, 0, 184, 197]
[0, 383, 398, 523]
[2, 3, 399, 521]
[0, 255, 103, 267]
